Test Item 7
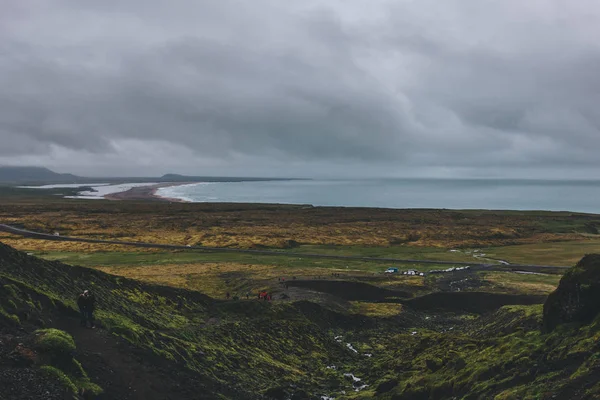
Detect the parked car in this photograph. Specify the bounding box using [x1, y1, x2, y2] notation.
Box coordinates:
[384, 267, 399, 274]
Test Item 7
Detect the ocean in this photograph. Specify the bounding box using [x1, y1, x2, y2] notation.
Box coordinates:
[155, 178, 600, 213]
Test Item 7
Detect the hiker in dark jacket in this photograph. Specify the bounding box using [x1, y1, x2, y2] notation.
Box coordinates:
[77, 291, 88, 327]
[77, 290, 96, 328]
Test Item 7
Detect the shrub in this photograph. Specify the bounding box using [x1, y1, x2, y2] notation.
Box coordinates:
[34, 329, 76, 358]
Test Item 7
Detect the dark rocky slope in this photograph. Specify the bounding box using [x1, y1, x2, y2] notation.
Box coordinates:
[543, 253, 600, 332]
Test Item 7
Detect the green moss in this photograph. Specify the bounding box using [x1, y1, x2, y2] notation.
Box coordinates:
[3, 283, 18, 298]
[76, 380, 104, 396]
[7, 299, 17, 310]
[501, 304, 543, 318]
[98, 311, 143, 343]
[0, 306, 20, 325]
[40, 365, 78, 393]
[34, 328, 76, 357]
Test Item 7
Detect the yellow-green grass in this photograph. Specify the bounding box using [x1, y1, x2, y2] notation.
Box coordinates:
[349, 302, 404, 317]
[483, 239, 600, 267]
[3, 236, 489, 264]
[1, 200, 593, 252]
[94, 262, 330, 298]
[481, 272, 560, 295]
[31, 249, 481, 273]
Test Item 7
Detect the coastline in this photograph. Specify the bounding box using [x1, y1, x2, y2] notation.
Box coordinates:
[80, 179, 600, 214]
[104, 182, 192, 202]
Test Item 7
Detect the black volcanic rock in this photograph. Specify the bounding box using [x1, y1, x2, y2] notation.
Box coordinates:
[543, 254, 600, 332]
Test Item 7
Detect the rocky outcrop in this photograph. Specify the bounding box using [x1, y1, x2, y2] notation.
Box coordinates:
[543, 254, 600, 332]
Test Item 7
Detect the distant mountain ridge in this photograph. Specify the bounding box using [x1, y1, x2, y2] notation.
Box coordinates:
[160, 173, 302, 182]
[0, 166, 80, 184]
[0, 166, 298, 184]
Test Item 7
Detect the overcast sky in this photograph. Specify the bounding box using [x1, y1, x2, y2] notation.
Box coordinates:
[1, 1, 599, 178]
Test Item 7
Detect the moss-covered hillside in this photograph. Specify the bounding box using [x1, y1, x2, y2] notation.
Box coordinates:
[0, 242, 404, 399]
[2, 241, 600, 399]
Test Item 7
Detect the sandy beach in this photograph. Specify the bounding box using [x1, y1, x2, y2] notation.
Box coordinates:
[104, 182, 191, 202]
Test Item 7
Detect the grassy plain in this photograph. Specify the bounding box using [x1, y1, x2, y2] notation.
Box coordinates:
[483, 240, 600, 266]
[2, 196, 599, 299]
[2, 197, 599, 250]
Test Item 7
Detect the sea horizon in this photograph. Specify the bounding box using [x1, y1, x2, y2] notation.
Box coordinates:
[154, 178, 600, 214]
[20, 177, 600, 214]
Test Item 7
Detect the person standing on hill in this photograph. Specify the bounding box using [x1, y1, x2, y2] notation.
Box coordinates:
[77, 291, 88, 327]
[77, 290, 96, 329]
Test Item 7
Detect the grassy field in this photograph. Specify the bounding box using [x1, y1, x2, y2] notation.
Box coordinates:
[2, 198, 598, 251]
[1, 197, 597, 301]
[25, 248, 561, 298]
[483, 239, 600, 266]
[31, 250, 437, 298]
[480, 272, 561, 295]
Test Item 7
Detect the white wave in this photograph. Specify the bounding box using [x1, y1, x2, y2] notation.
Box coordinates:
[155, 182, 214, 202]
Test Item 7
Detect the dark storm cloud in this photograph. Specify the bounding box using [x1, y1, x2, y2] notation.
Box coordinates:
[1, 0, 600, 177]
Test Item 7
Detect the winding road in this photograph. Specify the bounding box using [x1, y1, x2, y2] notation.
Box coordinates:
[0, 224, 570, 273]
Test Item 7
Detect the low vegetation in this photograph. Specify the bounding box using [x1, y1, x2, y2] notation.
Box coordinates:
[34, 328, 76, 357]
[2, 239, 600, 399]
[2, 199, 599, 253]
[3, 199, 600, 398]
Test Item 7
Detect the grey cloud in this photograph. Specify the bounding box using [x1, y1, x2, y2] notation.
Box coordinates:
[1, 0, 600, 177]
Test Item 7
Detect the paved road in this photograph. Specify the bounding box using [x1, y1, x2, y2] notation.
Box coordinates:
[0, 224, 570, 273]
